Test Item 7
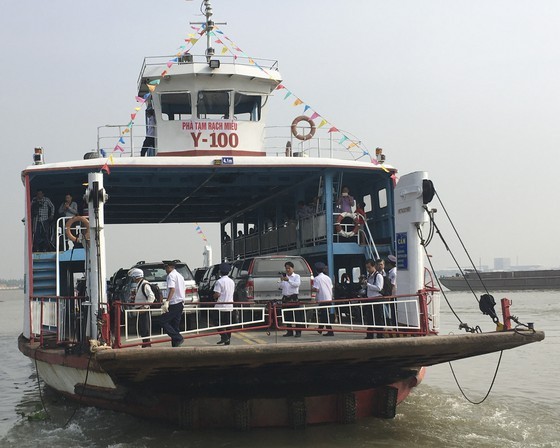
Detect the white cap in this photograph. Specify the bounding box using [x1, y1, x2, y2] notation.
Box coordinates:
[128, 268, 144, 279]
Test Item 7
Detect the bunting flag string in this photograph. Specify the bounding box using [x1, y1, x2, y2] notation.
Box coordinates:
[100, 22, 206, 175]
[100, 19, 389, 174]
[212, 27, 384, 169]
[194, 223, 208, 242]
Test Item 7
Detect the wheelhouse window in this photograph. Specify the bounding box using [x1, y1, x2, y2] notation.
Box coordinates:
[378, 188, 388, 209]
[233, 93, 262, 121]
[197, 91, 230, 119]
[160, 92, 192, 121]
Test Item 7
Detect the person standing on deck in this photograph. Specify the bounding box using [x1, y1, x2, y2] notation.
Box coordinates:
[31, 190, 55, 252]
[364, 258, 384, 339]
[141, 108, 156, 156]
[313, 262, 335, 337]
[213, 263, 235, 345]
[130, 268, 155, 347]
[386, 255, 397, 296]
[281, 261, 303, 338]
[385, 254, 398, 326]
[157, 260, 185, 347]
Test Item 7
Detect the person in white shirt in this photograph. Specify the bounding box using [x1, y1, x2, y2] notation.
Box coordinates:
[364, 259, 385, 339]
[213, 263, 235, 345]
[385, 255, 398, 326]
[130, 268, 155, 347]
[280, 261, 302, 337]
[157, 260, 185, 347]
[312, 262, 335, 337]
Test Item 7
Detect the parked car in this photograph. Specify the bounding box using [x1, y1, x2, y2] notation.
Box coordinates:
[197, 264, 222, 303]
[193, 267, 209, 285]
[231, 255, 314, 303]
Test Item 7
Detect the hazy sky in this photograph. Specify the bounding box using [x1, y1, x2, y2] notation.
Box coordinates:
[1, 0, 559, 279]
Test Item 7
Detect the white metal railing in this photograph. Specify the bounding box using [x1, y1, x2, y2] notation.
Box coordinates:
[30, 296, 89, 345]
[120, 304, 267, 346]
[137, 54, 280, 91]
[280, 298, 422, 332]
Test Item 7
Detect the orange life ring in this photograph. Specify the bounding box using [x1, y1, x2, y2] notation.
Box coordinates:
[335, 212, 360, 237]
[291, 115, 316, 141]
[65, 216, 90, 243]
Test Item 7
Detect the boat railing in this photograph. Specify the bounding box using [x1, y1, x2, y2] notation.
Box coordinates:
[112, 292, 434, 348]
[28, 295, 91, 347]
[137, 54, 280, 91]
[224, 212, 389, 261]
[93, 122, 377, 163]
[113, 301, 270, 348]
[264, 125, 374, 162]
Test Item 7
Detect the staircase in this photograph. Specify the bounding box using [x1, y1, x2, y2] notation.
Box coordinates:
[32, 252, 57, 296]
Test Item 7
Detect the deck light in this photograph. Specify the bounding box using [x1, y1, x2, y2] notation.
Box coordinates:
[209, 59, 221, 69]
[33, 147, 44, 165]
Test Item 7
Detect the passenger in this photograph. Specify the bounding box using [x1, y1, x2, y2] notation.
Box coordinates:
[129, 268, 154, 348]
[364, 258, 384, 339]
[156, 260, 185, 347]
[214, 262, 235, 345]
[58, 193, 78, 250]
[355, 201, 367, 244]
[31, 190, 55, 252]
[140, 108, 156, 156]
[296, 200, 313, 220]
[223, 231, 231, 242]
[313, 262, 334, 337]
[336, 186, 355, 213]
[385, 255, 398, 326]
[237, 230, 243, 238]
[386, 255, 397, 296]
[281, 261, 303, 338]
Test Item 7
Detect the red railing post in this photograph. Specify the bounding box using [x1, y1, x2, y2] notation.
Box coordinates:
[501, 298, 512, 331]
[418, 291, 430, 335]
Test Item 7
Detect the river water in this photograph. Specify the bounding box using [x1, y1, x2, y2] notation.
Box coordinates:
[0, 289, 558, 447]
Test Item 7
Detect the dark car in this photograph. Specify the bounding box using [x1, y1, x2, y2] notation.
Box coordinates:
[193, 267, 209, 285]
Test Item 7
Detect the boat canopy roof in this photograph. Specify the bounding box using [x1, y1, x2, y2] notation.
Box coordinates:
[22, 156, 395, 225]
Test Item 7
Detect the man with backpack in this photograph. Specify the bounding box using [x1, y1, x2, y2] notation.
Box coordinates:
[129, 268, 155, 348]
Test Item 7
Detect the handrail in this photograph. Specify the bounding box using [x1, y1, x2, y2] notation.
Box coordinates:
[29, 292, 436, 349]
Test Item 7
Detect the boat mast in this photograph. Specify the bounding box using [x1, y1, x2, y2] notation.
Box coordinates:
[191, 0, 227, 62]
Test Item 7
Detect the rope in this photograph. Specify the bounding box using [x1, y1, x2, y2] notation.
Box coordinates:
[448, 350, 503, 405]
[34, 356, 51, 421]
[433, 190, 492, 298]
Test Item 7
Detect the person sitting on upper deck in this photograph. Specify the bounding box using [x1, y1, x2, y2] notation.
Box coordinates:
[336, 186, 355, 213]
[57, 193, 79, 250]
[141, 108, 156, 156]
[296, 200, 313, 220]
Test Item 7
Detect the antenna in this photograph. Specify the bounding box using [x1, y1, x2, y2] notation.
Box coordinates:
[190, 0, 227, 62]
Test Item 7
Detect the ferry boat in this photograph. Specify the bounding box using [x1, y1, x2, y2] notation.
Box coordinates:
[440, 269, 560, 291]
[18, 1, 544, 429]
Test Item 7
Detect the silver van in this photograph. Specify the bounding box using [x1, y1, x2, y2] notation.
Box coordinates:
[231, 255, 314, 303]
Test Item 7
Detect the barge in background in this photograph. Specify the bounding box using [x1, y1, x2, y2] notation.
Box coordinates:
[18, 0, 544, 429]
[440, 269, 560, 291]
